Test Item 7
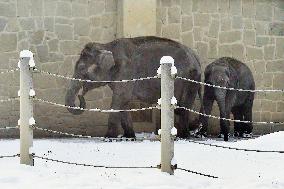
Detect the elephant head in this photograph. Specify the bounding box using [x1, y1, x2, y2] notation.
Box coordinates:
[65, 43, 115, 115]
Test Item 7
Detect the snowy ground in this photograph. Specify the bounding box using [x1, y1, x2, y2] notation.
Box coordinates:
[1, 132, 284, 189]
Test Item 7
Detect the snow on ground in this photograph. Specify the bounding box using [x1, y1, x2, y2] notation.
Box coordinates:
[1, 132, 284, 189]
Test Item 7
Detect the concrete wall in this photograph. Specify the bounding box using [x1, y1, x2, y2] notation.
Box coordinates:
[0, 0, 283, 137]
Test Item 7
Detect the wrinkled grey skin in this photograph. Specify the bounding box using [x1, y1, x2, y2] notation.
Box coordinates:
[198, 57, 255, 141]
[65, 36, 202, 138]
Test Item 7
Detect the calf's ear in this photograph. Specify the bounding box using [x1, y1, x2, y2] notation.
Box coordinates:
[98, 50, 115, 71]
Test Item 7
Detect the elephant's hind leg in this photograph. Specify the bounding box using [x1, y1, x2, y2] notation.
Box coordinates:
[121, 111, 135, 138]
[232, 106, 244, 137]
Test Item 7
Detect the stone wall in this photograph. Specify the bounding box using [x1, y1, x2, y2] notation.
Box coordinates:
[0, 0, 118, 137]
[157, 0, 284, 134]
[0, 0, 283, 137]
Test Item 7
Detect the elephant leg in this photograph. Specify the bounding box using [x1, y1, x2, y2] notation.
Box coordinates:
[199, 87, 214, 135]
[232, 107, 244, 137]
[243, 102, 253, 134]
[121, 110, 135, 138]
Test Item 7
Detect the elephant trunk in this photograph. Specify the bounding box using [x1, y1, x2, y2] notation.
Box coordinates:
[215, 88, 229, 141]
[65, 80, 86, 115]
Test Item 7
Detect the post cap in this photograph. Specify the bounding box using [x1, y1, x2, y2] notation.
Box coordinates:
[160, 56, 174, 65]
[20, 50, 33, 58]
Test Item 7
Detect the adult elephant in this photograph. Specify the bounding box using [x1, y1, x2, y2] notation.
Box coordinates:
[65, 36, 202, 138]
[198, 57, 255, 141]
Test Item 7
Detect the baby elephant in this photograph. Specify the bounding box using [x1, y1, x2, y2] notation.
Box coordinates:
[198, 57, 255, 141]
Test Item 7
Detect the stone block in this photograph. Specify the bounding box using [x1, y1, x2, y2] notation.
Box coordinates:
[5, 18, 19, 32]
[55, 18, 71, 25]
[55, 24, 73, 40]
[90, 28, 103, 42]
[242, 0, 255, 17]
[273, 73, 284, 89]
[275, 38, 284, 58]
[269, 22, 284, 36]
[253, 60, 265, 73]
[48, 39, 59, 52]
[256, 36, 270, 47]
[90, 16, 101, 27]
[19, 18, 35, 30]
[208, 19, 219, 38]
[168, 7, 181, 23]
[243, 30, 255, 45]
[229, 0, 241, 15]
[194, 13, 210, 27]
[218, 0, 229, 13]
[181, 31, 194, 48]
[231, 43, 244, 61]
[199, 0, 218, 13]
[264, 45, 275, 60]
[266, 60, 284, 72]
[193, 27, 202, 41]
[44, 0, 57, 16]
[246, 47, 263, 61]
[182, 16, 193, 32]
[271, 113, 284, 122]
[44, 17, 54, 32]
[0, 18, 7, 32]
[208, 39, 217, 59]
[219, 31, 241, 43]
[36, 45, 49, 63]
[59, 41, 80, 55]
[263, 73, 273, 87]
[277, 102, 284, 112]
[243, 19, 253, 29]
[260, 111, 271, 122]
[232, 16, 243, 29]
[0, 2, 16, 17]
[101, 13, 115, 28]
[196, 42, 208, 60]
[218, 44, 232, 57]
[256, 2, 272, 21]
[101, 28, 116, 43]
[261, 100, 277, 112]
[31, 0, 43, 16]
[0, 33, 17, 52]
[274, 7, 284, 21]
[181, 0, 192, 15]
[17, 0, 30, 17]
[56, 1, 72, 17]
[106, 0, 116, 12]
[72, 3, 87, 17]
[255, 21, 268, 35]
[73, 18, 90, 36]
[221, 18, 231, 31]
[30, 30, 44, 45]
[162, 24, 180, 40]
[88, 0, 105, 16]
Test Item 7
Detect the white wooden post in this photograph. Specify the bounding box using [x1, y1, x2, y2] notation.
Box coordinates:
[160, 56, 175, 175]
[19, 50, 35, 165]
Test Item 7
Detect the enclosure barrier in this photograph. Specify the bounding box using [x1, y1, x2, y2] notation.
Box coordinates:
[0, 50, 284, 179]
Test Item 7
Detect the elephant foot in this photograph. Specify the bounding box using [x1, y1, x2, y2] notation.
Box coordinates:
[177, 131, 189, 139]
[194, 131, 207, 138]
[123, 129, 136, 138]
[218, 133, 230, 141]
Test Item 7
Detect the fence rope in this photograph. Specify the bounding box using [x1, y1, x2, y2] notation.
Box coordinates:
[0, 126, 19, 130]
[0, 97, 19, 103]
[32, 125, 138, 142]
[176, 167, 218, 179]
[184, 139, 284, 153]
[33, 68, 159, 83]
[34, 97, 159, 113]
[0, 68, 19, 74]
[176, 76, 284, 93]
[0, 154, 19, 159]
[176, 106, 284, 125]
[33, 154, 156, 169]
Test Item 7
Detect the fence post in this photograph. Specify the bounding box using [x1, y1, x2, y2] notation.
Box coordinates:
[160, 56, 175, 175]
[19, 50, 34, 165]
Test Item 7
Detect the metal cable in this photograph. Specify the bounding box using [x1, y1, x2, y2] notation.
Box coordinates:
[176, 76, 284, 93]
[33, 68, 159, 83]
[0, 154, 19, 159]
[176, 167, 218, 179]
[34, 97, 159, 113]
[33, 155, 156, 169]
[0, 68, 19, 74]
[32, 125, 137, 142]
[184, 139, 284, 153]
[0, 97, 19, 103]
[176, 106, 284, 125]
[0, 126, 19, 130]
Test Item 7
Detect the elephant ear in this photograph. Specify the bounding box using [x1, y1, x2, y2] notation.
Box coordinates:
[98, 50, 115, 71]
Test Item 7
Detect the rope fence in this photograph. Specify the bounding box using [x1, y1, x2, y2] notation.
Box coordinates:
[0, 51, 284, 178]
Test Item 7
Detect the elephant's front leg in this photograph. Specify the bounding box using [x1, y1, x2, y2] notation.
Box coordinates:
[121, 106, 135, 138]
